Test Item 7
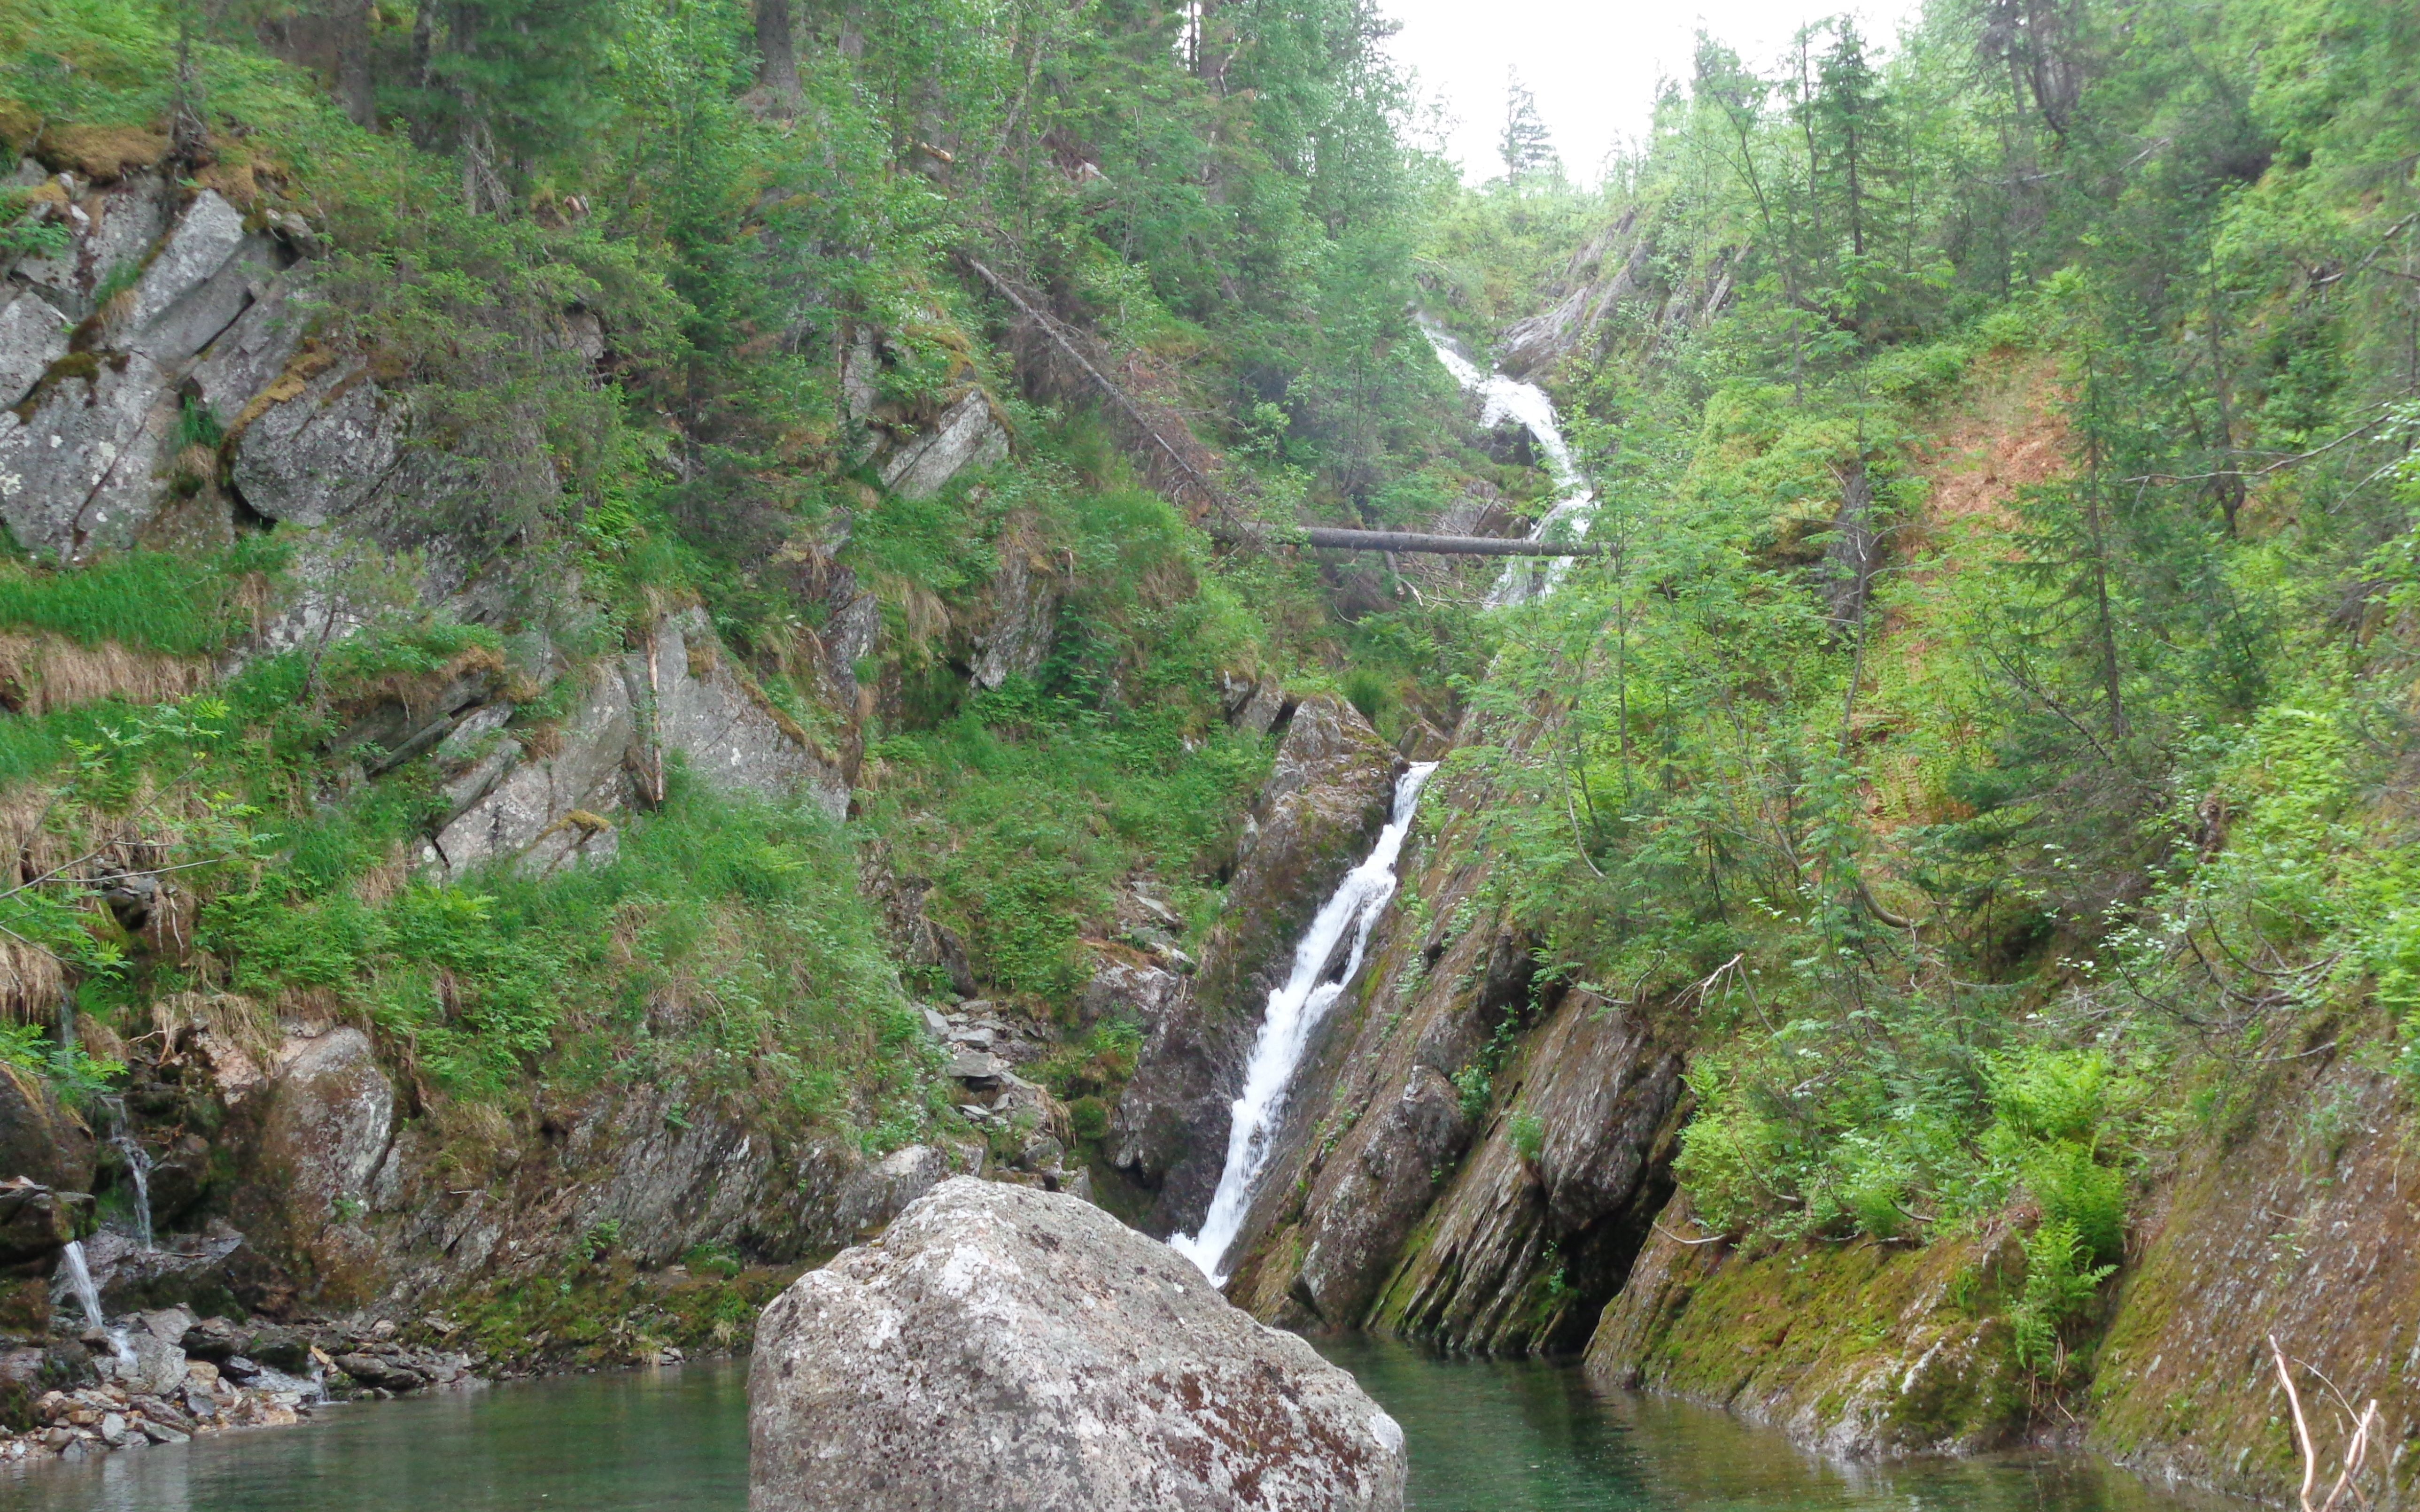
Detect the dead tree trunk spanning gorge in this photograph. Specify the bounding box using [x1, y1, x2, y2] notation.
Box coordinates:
[962, 255, 1602, 560]
[1227, 525, 1599, 557]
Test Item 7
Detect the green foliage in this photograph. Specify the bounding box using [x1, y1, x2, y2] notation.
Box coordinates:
[2009, 1220, 2115, 1375]
[0, 1022, 123, 1107]
[0, 543, 284, 656]
[1508, 1111, 1545, 1164]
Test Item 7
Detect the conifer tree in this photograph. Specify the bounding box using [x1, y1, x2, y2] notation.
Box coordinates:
[1498, 70, 1554, 186]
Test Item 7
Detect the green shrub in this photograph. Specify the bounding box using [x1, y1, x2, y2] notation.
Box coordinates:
[2020, 1142, 2129, 1265]
[1508, 1111, 1545, 1164]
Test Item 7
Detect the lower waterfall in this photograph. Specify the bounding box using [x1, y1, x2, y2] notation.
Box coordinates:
[1171, 761, 1439, 1282]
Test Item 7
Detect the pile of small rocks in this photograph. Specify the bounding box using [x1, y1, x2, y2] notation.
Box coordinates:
[8, 1370, 312, 1463]
[0, 1305, 483, 1465]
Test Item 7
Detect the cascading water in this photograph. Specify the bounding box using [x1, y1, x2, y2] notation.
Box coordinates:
[56, 1240, 134, 1368]
[103, 1102, 154, 1252]
[114, 1134, 153, 1251]
[1421, 324, 1596, 608]
[1171, 761, 1438, 1283]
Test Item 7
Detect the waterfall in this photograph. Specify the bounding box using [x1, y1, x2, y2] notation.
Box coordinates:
[1422, 324, 1596, 608]
[1171, 761, 1438, 1283]
[58, 1240, 105, 1330]
[57, 1240, 135, 1368]
[111, 1129, 154, 1252]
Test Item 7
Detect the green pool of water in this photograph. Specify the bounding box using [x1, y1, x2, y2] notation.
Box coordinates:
[1318, 1336, 2225, 1512]
[0, 1344, 2227, 1511]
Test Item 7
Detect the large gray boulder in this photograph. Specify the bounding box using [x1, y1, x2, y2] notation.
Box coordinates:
[750, 1177, 1406, 1512]
[227, 357, 401, 526]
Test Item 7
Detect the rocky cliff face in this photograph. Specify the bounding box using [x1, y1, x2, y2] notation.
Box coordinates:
[0, 159, 1051, 1376]
[1199, 723, 1684, 1355]
[1582, 1193, 2032, 1459]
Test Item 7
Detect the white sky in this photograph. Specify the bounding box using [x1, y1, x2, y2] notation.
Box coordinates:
[1379, 0, 1928, 183]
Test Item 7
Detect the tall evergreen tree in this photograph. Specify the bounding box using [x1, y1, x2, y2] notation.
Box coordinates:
[1498, 70, 1554, 186]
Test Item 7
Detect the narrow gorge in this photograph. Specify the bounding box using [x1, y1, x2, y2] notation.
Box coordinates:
[0, 0, 2416, 1506]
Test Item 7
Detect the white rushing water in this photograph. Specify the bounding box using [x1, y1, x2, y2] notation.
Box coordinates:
[106, 1102, 154, 1252]
[1421, 324, 1597, 608]
[1171, 761, 1438, 1282]
[56, 1239, 135, 1368]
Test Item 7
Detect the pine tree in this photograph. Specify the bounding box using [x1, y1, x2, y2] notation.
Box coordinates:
[1498, 70, 1554, 186]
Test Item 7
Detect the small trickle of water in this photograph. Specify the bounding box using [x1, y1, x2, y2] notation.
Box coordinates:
[1422, 324, 1597, 607]
[1172, 762, 1438, 1282]
[110, 1127, 154, 1252]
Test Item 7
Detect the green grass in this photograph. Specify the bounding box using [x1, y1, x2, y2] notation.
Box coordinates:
[0, 543, 285, 656]
[865, 688, 1269, 1006]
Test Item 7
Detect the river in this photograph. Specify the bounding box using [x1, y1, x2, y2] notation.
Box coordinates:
[0, 1344, 2227, 1512]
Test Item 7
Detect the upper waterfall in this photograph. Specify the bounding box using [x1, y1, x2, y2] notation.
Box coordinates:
[1422, 323, 1597, 607]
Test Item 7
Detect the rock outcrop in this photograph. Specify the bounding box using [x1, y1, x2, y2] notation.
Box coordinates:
[0, 186, 297, 558]
[750, 1177, 1405, 1512]
[1487, 204, 1737, 381]
[0, 1064, 95, 1196]
[425, 607, 847, 879]
[1582, 1194, 2030, 1458]
[876, 390, 1009, 500]
[1110, 695, 1400, 1234]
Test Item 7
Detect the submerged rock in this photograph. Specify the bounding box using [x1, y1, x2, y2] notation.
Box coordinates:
[750, 1177, 1405, 1512]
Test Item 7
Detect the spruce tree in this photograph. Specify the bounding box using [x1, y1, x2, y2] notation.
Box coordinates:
[1498, 70, 1554, 186]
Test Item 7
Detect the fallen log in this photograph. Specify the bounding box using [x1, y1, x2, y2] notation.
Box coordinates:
[1219, 524, 1601, 557]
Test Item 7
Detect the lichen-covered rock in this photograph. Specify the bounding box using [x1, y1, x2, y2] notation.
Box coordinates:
[122, 190, 279, 364]
[229, 1025, 395, 1302]
[251, 1027, 394, 1219]
[817, 1144, 951, 1248]
[227, 357, 401, 526]
[971, 543, 1058, 690]
[1111, 695, 1399, 1234]
[191, 273, 313, 426]
[0, 350, 176, 558]
[750, 1177, 1405, 1512]
[11, 173, 170, 319]
[427, 664, 635, 879]
[0, 290, 69, 409]
[113, 1308, 195, 1397]
[1079, 958, 1181, 1030]
[877, 390, 1008, 500]
[1581, 1193, 2028, 1458]
[626, 608, 846, 818]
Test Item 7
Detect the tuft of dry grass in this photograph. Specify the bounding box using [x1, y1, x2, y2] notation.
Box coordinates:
[0, 632, 213, 715]
[34, 123, 169, 182]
